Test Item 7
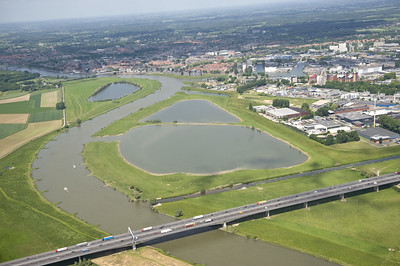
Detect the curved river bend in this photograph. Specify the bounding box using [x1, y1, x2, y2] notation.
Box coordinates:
[32, 75, 335, 265]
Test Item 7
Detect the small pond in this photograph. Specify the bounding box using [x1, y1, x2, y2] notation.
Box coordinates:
[88, 82, 139, 102]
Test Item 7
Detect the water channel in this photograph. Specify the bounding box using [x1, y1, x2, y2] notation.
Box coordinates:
[30, 74, 334, 265]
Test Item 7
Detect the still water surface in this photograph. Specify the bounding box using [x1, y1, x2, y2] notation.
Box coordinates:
[88, 83, 139, 102]
[32, 75, 334, 265]
[141, 99, 239, 123]
[119, 124, 307, 174]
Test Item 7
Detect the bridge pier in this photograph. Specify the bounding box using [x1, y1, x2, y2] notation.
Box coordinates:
[375, 186, 379, 192]
[304, 202, 308, 208]
[223, 222, 227, 229]
[266, 211, 270, 219]
[340, 194, 345, 201]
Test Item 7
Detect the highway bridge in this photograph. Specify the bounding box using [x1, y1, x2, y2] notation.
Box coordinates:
[2, 173, 400, 266]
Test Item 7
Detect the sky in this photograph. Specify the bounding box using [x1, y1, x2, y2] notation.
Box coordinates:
[0, 0, 300, 24]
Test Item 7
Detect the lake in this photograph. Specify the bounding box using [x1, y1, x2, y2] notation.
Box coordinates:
[141, 99, 239, 123]
[88, 82, 140, 101]
[120, 99, 306, 174]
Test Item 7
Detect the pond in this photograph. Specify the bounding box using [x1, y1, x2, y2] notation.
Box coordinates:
[141, 99, 239, 123]
[88, 82, 140, 102]
[119, 124, 307, 175]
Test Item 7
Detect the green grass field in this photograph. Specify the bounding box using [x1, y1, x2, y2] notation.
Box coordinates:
[64, 77, 161, 125]
[156, 161, 400, 266]
[0, 133, 106, 262]
[28, 110, 63, 123]
[0, 123, 26, 139]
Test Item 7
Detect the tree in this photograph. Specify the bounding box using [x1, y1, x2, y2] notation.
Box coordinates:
[174, 209, 183, 218]
[249, 102, 253, 111]
[76, 118, 81, 125]
[315, 106, 329, 116]
[347, 131, 360, 141]
[383, 72, 396, 80]
[336, 130, 349, 144]
[325, 134, 335, 146]
[301, 102, 310, 111]
[56, 102, 66, 110]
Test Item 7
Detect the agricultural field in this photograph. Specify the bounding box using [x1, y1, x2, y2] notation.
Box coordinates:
[0, 93, 30, 104]
[40, 90, 58, 108]
[0, 114, 29, 124]
[0, 124, 26, 139]
[0, 120, 61, 158]
[0, 89, 63, 157]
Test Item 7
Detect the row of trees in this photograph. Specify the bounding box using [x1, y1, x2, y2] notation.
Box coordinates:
[309, 130, 360, 146]
[236, 79, 268, 93]
[318, 80, 400, 95]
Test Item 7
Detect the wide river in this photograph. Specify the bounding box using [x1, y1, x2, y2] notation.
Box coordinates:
[31, 74, 335, 265]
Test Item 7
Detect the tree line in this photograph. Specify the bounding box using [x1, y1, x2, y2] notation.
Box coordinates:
[379, 115, 400, 134]
[309, 130, 360, 146]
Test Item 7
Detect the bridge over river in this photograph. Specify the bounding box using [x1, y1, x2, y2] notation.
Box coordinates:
[3, 173, 400, 266]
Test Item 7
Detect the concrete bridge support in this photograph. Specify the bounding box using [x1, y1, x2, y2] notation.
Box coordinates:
[375, 186, 379, 192]
[223, 222, 227, 229]
[266, 211, 270, 218]
[304, 202, 308, 208]
[340, 194, 345, 201]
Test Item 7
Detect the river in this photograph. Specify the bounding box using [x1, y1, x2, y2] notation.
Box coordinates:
[29, 73, 335, 265]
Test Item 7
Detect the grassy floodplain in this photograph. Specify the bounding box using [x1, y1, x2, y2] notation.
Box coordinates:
[83, 84, 400, 265]
[156, 161, 400, 266]
[0, 132, 106, 262]
[64, 77, 161, 125]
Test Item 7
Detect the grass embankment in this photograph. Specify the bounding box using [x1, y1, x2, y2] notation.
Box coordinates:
[156, 160, 400, 266]
[0, 133, 106, 263]
[64, 77, 161, 125]
[85, 91, 400, 201]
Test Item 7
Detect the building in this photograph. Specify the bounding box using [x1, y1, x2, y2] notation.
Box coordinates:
[267, 108, 300, 119]
[358, 127, 400, 144]
[327, 72, 359, 83]
[336, 112, 372, 126]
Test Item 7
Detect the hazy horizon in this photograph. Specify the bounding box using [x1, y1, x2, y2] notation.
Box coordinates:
[0, 0, 338, 24]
